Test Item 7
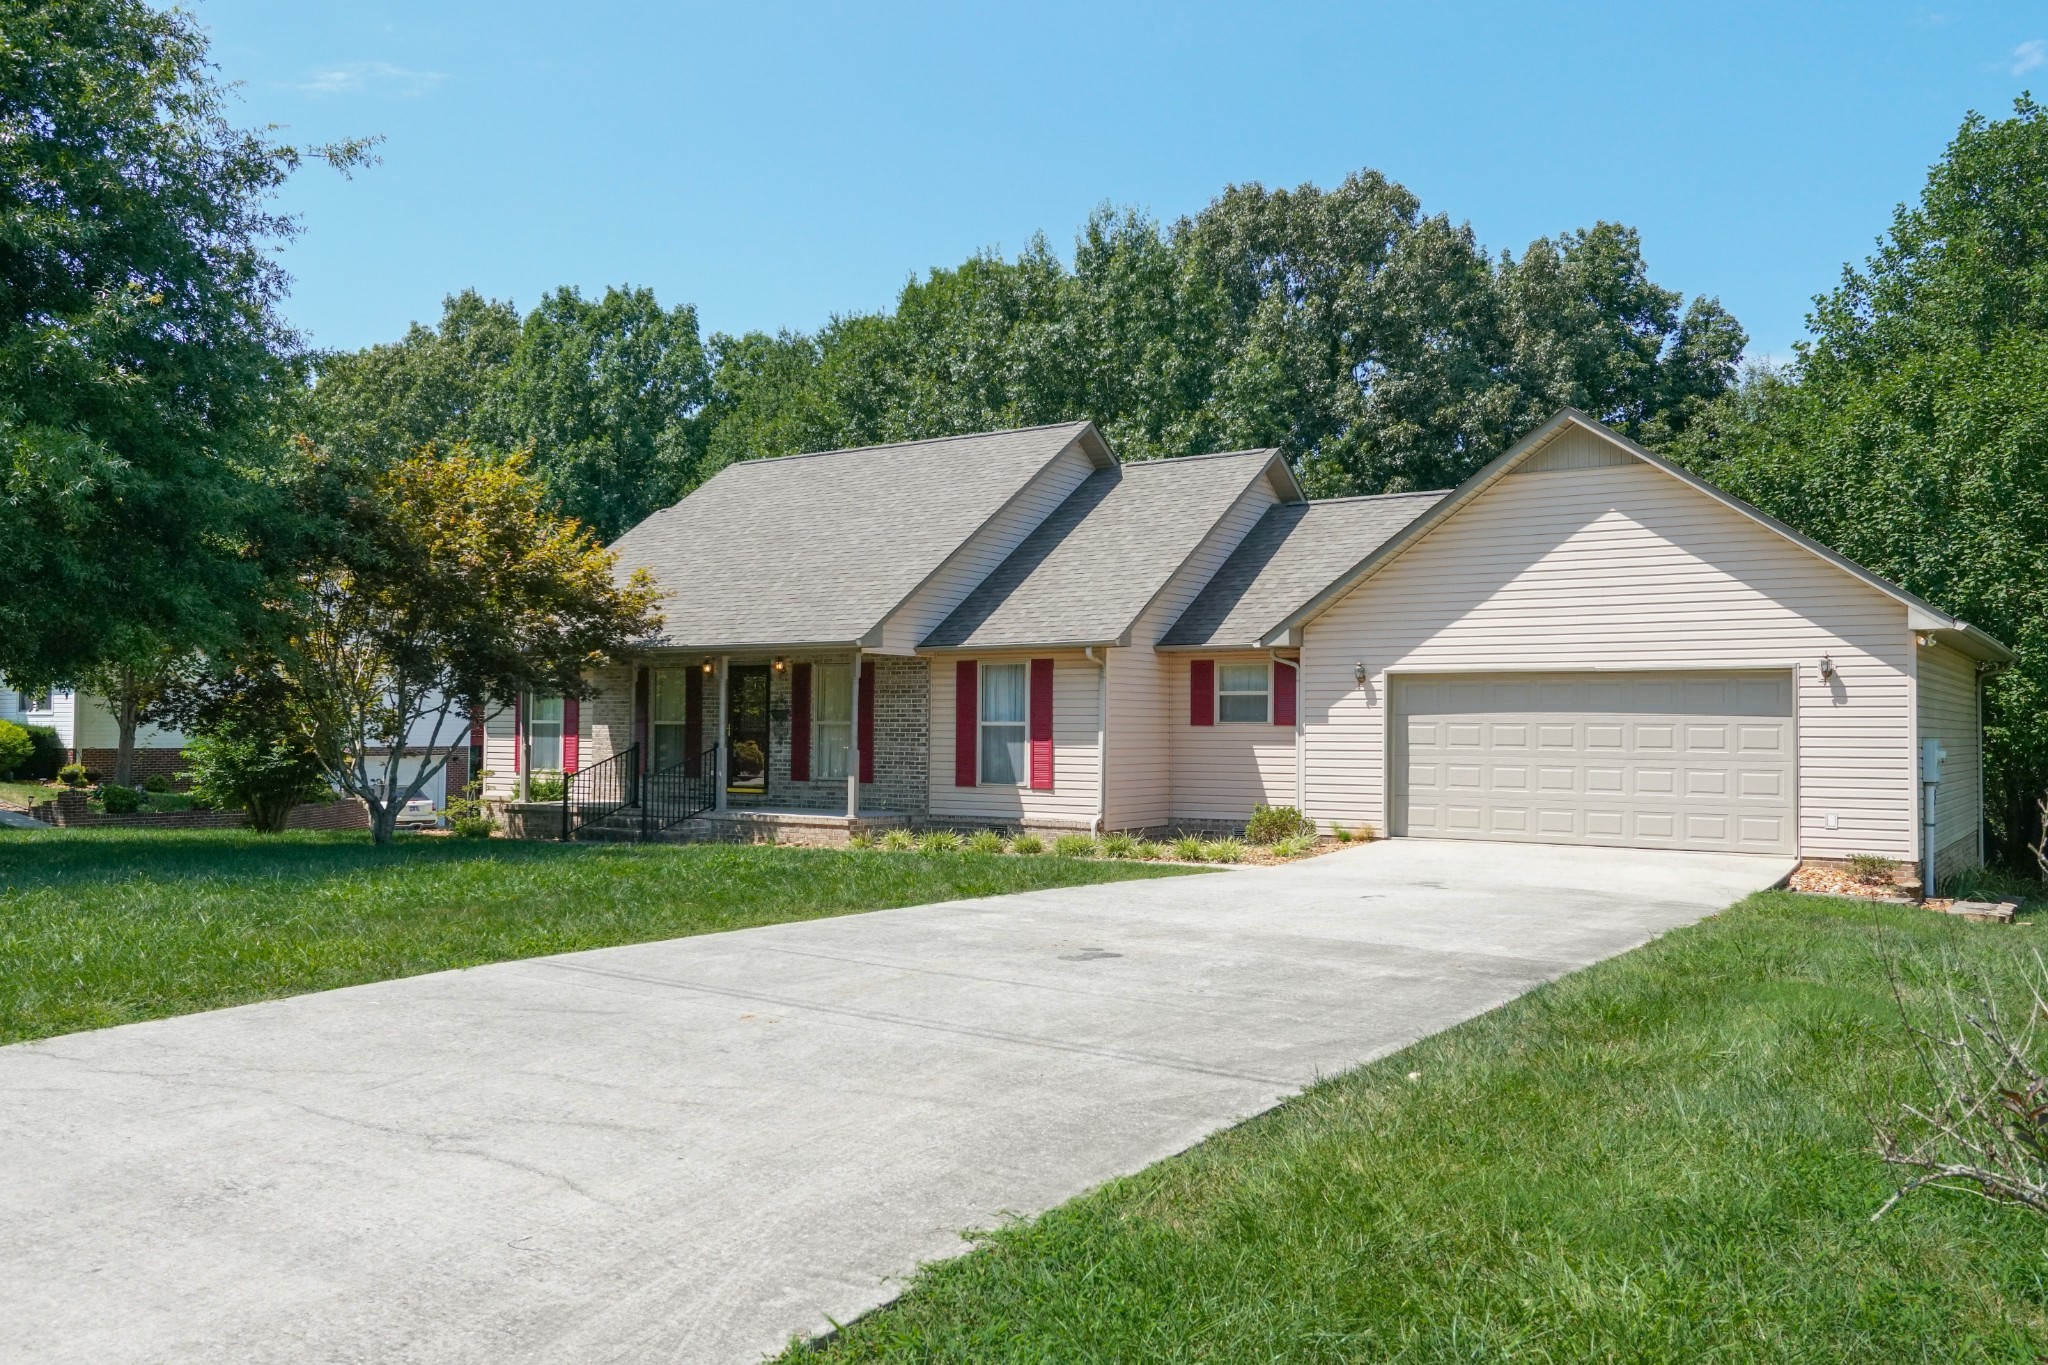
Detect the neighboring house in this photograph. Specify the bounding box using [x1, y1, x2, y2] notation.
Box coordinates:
[498, 410, 2008, 883]
[0, 685, 187, 778]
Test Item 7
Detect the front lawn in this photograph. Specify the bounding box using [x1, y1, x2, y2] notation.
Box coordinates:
[0, 830, 1192, 1045]
[787, 892, 2048, 1363]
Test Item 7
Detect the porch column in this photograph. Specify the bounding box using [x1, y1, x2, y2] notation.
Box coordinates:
[847, 648, 862, 819]
[714, 656, 729, 811]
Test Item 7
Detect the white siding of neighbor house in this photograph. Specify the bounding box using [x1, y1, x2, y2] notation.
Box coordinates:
[928, 650, 1102, 827]
[1102, 471, 1284, 829]
[1917, 640, 1983, 876]
[1299, 445, 1919, 859]
[875, 442, 1101, 654]
[1, 686, 73, 750]
[1166, 651, 1301, 823]
[71, 691, 185, 750]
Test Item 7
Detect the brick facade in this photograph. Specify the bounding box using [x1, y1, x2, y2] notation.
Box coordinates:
[74, 747, 185, 783]
[752, 654, 928, 818]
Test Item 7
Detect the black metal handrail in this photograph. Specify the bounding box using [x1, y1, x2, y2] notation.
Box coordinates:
[641, 742, 720, 838]
[562, 743, 641, 841]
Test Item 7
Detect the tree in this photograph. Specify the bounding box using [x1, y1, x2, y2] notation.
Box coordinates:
[76, 636, 179, 789]
[0, 0, 370, 692]
[281, 444, 662, 843]
[1671, 98, 2048, 870]
[180, 716, 331, 833]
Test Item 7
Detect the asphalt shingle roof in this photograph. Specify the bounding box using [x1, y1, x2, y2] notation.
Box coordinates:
[920, 450, 1283, 649]
[610, 423, 1098, 649]
[1159, 491, 1446, 648]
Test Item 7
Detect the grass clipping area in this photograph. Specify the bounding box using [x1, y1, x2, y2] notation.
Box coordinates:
[788, 892, 2048, 1363]
[0, 829, 1191, 1046]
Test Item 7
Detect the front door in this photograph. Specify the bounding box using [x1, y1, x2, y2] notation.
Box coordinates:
[726, 665, 770, 794]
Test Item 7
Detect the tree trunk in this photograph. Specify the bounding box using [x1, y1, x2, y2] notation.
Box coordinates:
[112, 681, 139, 789]
[369, 799, 398, 845]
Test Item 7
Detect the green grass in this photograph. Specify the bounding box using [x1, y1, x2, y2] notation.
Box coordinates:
[0, 779, 50, 810]
[0, 829, 1192, 1046]
[785, 893, 2048, 1363]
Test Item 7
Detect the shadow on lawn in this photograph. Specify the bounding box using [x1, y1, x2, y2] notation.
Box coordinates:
[0, 829, 655, 893]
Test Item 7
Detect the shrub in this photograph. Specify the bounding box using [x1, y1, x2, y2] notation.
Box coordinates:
[847, 831, 877, 850]
[880, 828, 917, 851]
[1354, 823, 1379, 842]
[99, 784, 144, 814]
[143, 774, 172, 793]
[1010, 833, 1044, 855]
[145, 791, 195, 812]
[1944, 864, 2037, 903]
[921, 830, 963, 854]
[964, 829, 1006, 855]
[450, 814, 496, 838]
[1172, 835, 1207, 862]
[1271, 833, 1318, 859]
[1332, 826, 1353, 843]
[1102, 832, 1138, 859]
[16, 724, 63, 780]
[181, 719, 331, 834]
[1134, 840, 1163, 860]
[1053, 833, 1098, 858]
[0, 720, 31, 777]
[1244, 804, 1314, 844]
[526, 771, 567, 802]
[1845, 853, 1900, 885]
[57, 762, 89, 788]
[1202, 837, 1246, 864]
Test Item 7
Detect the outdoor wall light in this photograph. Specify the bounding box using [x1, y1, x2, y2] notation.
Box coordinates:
[1818, 655, 1836, 681]
[1353, 661, 1371, 687]
[701, 661, 713, 674]
[772, 658, 785, 671]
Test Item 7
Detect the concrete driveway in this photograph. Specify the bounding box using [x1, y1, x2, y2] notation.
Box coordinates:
[1, 839, 1787, 1364]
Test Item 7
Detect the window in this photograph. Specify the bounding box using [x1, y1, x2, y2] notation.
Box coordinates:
[528, 694, 564, 772]
[651, 670, 690, 770]
[979, 662, 1028, 785]
[812, 663, 852, 780]
[1217, 663, 1270, 723]
[21, 691, 49, 714]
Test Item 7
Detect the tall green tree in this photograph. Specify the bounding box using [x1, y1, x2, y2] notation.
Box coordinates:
[0, 0, 367, 689]
[1672, 98, 2048, 870]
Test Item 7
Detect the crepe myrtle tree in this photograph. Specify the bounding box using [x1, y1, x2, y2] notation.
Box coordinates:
[288, 443, 662, 843]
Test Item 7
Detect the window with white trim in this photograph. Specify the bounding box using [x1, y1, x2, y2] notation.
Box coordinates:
[812, 663, 852, 780]
[528, 694, 564, 772]
[651, 671, 691, 770]
[979, 662, 1027, 786]
[1216, 663, 1270, 723]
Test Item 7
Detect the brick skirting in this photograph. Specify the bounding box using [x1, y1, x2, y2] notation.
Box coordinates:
[72, 747, 186, 783]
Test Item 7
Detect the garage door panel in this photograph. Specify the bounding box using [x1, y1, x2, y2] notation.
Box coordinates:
[1393, 671, 1794, 856]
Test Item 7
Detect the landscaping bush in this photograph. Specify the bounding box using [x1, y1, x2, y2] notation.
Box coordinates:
[526, 771, 567, 802]
[1271, 833, 1318, 859]
[1202, 837, 1246, 864]
[847, 831, 877, 851]
[57, 762, 89, 788]
[1944, 864, 2038, 903]
[1846, 853, 1901, 885]
[880, 828, 917, 851]
[1244, 804, 1314, 844]
[143, 774, 172, 794]
[1010, 833, 1044, 855]
[1053, 833, 1097, 858]
[921, 830, 963, 854]
[964, 829, 1006, 855]
[1134, 840, 1163, 860]
[1332, 826, 1352, 843]
[1102, 832, 1138, 859]
[17, 724, 63, 780]
[180, 718, 331, 834]
[1172, 835, 1207, 862]
[98, 785, 144, 814]
[0, 720, 31, 778]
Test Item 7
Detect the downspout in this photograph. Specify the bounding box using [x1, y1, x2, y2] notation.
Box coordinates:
[1085, 646, 1106, 837]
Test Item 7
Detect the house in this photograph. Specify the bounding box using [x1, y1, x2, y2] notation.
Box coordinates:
[0, 685, 186, 779]
[494, 409, 2009, 885]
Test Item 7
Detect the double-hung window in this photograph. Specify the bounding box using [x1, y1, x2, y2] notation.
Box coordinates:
[1216, 663, 1270, 723]
[528, 695, 564, 771]
[978, 662, 1028, 785]
[651, 671, 691, 770]
[812, 663, 853, 780]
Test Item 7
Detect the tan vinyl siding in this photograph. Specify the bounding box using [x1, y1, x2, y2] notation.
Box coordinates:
[1102, 473, 1284, 829]
[481, 704, 518, 795]
[1917, 640, 1983, 876]
[1168, 651, 1300, 823]
[929, 650, 1101, 827]
[877, 443, 1099, 654]
[1300, 456, 1918, 858]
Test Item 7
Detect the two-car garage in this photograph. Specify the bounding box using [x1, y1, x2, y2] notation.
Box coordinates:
[1391, 671, 1797, 855]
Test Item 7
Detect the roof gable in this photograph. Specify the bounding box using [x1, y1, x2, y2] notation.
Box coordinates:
[920, 450, 1295, 650]
[610, 423, 1109, 650]
[1259, 409, 2011, 662]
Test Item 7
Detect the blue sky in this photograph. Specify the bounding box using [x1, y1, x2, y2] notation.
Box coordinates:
[194, 1, 2048, 365]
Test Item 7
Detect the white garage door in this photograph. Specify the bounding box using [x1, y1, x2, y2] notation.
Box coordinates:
[1393, 671, 1795, 855]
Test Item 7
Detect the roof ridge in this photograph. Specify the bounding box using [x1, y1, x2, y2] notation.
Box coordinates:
[721, 421, 1093, 469]
[1305, 489, 1451, 505]
[1120, 447, 1279, 468]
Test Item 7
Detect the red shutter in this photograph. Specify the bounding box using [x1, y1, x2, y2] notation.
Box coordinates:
[859, 659, 876, 784]
[790, 662, 812, 782]
[1028, 658, 1054, 791]
[1190, 660, 1214, 726]
[684, 667, 703, 759]
[1274, 660, 1297, 727]
[563, 696, 580, 772]
[512, 694, 522, 771]
[633, 669, 649, 754]
[954, 660, 978, 786]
